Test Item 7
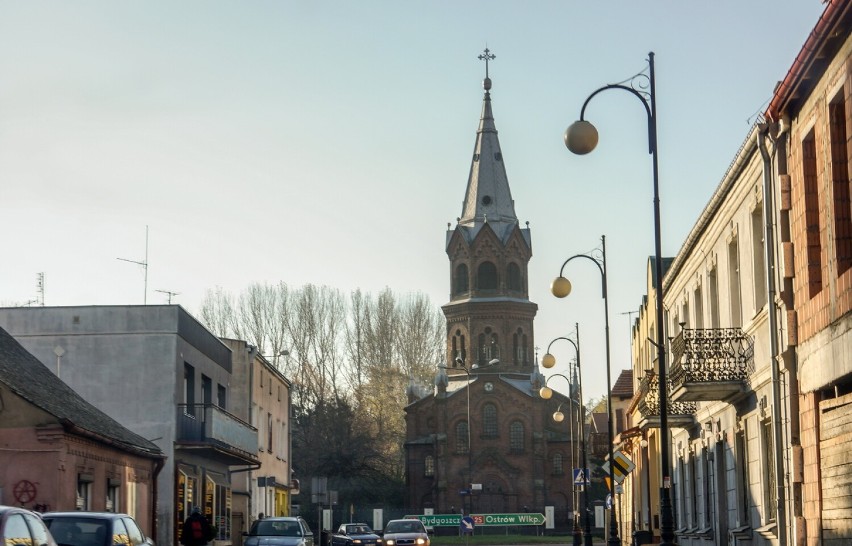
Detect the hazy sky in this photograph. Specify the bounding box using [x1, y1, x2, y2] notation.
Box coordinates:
[0, 1, 827, 400]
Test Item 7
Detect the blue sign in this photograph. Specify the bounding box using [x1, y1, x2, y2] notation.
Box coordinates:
[458, 489, 470, 496]
[460, 516, 475, 534]
[606, 494, 612, 510]
[573, 468, 590, 486]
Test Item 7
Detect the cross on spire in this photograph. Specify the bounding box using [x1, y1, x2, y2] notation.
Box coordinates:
[478, 47, 496, 79]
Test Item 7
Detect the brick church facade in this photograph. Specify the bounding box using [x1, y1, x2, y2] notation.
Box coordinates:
[403, 58, 576, 524]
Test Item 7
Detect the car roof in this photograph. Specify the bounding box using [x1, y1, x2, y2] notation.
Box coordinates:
[0, 506, 41, 516]
[44, 512, 131, 520]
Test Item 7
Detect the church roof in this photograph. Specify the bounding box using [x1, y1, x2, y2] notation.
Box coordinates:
[455, 65, 520, 244]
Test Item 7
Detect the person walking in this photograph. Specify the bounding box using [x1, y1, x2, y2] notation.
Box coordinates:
[180, 507, 215, 546]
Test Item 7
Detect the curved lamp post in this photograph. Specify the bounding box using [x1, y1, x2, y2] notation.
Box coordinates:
[563, 52, 674, 545]
[540, 328, 589, 546]
[441, 356, 499, 516]
[551, 236, 619, 546]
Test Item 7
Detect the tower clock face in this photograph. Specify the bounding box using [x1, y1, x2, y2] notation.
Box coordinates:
[484, 382, 494, 392]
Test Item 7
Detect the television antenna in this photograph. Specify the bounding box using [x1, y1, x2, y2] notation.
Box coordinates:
[36, 272, 45, 306]
[156, 289, 180, 304]
[117, 226, 149, 304]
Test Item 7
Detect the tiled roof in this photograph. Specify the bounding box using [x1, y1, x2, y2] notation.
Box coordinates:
[0, 327, 163, 458]
[612, 370, 633, 398]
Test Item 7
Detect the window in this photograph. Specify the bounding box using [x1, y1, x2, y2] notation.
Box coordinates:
[267, 412, 273, 452]
[424, 455, 435, 477]
[113, 518, 130, 546]
[477, 330, 499, 365]
[509, 421, 524, 452]
[830, 87, 852, 275]
[452, 330, 467, 364]
[751, 206, 767, 311]
[218, 384, 227, 408]
[107, 478, 120, 512]
[202, 375, 212, 406]
[513, 329, 527, 364]
[454, 264, 469, 295]
[483, 403, 497, 437]
[694, 286, 704, 328]
[507, 263, 522, 291]
[689, 454, 698, 527]
[735, 424, 750, 525]
[455, 421, 469, 453]
[477, 261, 498, 290]
[184, 364, 195, 407]
[552, 453, 564, 475]
[77, 473, 93, 510]
[803, 129, 824, 297]
[761, 419, 777, 522]
[728, 236, 742, 328]
[708, 267, 720, 328]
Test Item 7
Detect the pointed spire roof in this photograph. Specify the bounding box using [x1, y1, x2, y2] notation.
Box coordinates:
[457, 49, 519, 243]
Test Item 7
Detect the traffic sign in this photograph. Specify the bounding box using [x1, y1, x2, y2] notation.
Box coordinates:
[573, 468, 590, 486]
[601, 451, 636, 484]
[409, 513, 546, 527]
[460, 516, 475, 534]
[606, 494, 612, 510]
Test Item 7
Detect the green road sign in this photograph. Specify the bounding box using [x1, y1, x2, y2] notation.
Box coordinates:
[408, 513, 546, 527]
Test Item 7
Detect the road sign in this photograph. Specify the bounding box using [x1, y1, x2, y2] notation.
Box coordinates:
[601, 451, 636, 484]
[606, 494, 612, 510]
[460, 516, 475, 534]
[573, 468, 590, 486]
[409, 513, 546, 527]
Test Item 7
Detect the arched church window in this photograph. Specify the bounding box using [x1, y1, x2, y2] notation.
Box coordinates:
[522, 334, 529, 364]
[553, 453, 564, 474]
[453, 330, 467, 364]
[455, 421, 469, 453]
[507, 263, 522, 291]
[454, 264, 469, 295]
[483, 403, 497, 437]
[477, 262, 498, 290]
[509, 421, 524, 452]
[478, 329, 499, 365]
[425, 455, 435, 477]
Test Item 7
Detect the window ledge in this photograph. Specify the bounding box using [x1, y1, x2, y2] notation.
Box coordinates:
[755, 521, 776, 540]
[729, 525, 752, 541]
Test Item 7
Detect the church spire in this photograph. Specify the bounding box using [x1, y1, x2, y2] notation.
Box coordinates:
[457, 48, 518, 242]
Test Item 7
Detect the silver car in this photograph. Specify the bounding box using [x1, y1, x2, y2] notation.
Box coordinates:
[381, 520, 429, 546]
[243, 517, 313, 546]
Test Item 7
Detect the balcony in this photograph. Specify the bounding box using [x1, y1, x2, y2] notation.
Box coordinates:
[669, 328, 754, 402]
[177, 404, 259, 465]
[634, 371, 695, 429]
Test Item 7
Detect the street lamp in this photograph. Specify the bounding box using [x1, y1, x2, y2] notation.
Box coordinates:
[563, 52, 674, 545]
[441, 356, 499, 516]
[551, 236, 619, 546]
[539, 328, 589, 546]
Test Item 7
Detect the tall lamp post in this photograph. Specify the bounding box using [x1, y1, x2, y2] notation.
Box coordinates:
[551, 236, 619, 546]
[539, 327, 589, 546]
[440, 356, 499, 516]
[564, 52, 674, 545]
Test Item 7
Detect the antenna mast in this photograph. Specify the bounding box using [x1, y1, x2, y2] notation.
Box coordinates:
[36, 272, 45, 306]
[117, 225, 149, 304]
[156, 289, 180, 304]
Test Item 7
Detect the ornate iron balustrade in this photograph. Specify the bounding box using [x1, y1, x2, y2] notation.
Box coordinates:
[669, 328, 754, 390]
[637, 371, 697, 419]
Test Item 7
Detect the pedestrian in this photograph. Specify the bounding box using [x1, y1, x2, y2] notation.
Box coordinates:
[180, 507, 215, 546]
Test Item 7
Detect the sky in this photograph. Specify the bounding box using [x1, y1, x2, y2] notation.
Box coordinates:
[0, 1, 829, 401]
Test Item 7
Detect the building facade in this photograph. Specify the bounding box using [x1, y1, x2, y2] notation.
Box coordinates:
[0, 305, 259, 546]
[404, 64, 578, 526]
[0, 327, 163, 537]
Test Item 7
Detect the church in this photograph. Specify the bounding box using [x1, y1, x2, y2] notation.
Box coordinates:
[403, 52, 576, 525]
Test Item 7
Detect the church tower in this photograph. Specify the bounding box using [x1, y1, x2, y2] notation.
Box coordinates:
[442, 49, 537, 373]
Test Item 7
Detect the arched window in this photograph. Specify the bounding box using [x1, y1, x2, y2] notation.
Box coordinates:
[452, 330, 467, 364]
[552, 453, 564, 474]
[455, 421, 469, 453]
[508, 263, 522, 291]
[483, 403, 498, 437]
[477, 262, 498, 290]
[454, 264, 469, 295]
[510, 421, 525, 451]
[478, 329, 499, 365]
[425, 455, 435, 477]
[522, 334, 529, 364]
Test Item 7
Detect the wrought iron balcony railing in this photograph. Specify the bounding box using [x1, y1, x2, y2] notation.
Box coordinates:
[669, 328, 754, 402]
[635, 371, 696, 428]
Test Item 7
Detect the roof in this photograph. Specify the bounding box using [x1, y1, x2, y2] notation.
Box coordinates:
[611, 370, 633, 398]
[0, 326, 163, 458]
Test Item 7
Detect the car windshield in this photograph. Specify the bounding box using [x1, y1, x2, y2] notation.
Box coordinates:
[348, 526, 370, 534]
[253, 521, 302, 537]
[44, 517, 110, 546]
[385, 521, 423, 534]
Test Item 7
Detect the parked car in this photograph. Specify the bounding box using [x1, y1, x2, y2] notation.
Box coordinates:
[331, 523, 381, 546]
[0, 505, 58, 546]
[42, 512, 153, 546]
[243, 516, 313, 546]
[381, 520, 428, 546]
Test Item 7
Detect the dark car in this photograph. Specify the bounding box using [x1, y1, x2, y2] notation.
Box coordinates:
[243, 516, 313, 546]
[42, 512, 153, 546]
[331, 523, 381, 546]
[381, 520, 428, 546]
[0, 506, 58, 546]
